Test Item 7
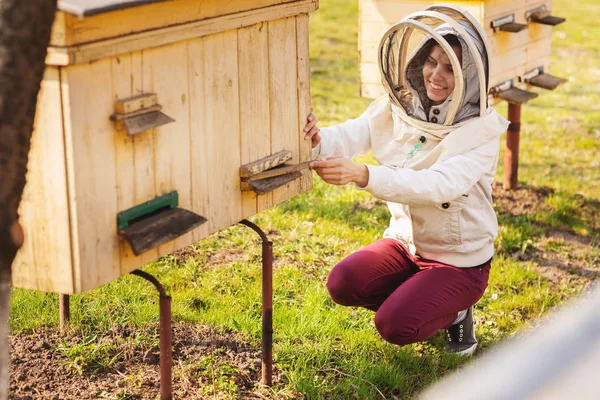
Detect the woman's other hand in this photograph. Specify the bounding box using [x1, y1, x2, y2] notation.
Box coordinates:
[310, 157, 369, 187]
[303, 107, 321, 149]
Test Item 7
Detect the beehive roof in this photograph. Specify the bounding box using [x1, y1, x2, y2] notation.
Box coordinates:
[58, 0, 168, 17]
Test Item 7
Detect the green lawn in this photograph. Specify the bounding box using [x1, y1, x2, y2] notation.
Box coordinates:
[10, 0, 599, 398]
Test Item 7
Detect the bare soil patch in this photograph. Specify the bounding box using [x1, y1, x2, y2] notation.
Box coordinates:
[493, 182, 599, 289]
[492, 182, 554, 217]
[10, 323, 298, 400]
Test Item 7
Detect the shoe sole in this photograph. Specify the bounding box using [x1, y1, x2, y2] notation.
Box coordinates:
[452, 343, 477, 357]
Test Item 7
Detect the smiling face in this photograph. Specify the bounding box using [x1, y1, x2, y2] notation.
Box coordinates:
[422, 44, 462, 105]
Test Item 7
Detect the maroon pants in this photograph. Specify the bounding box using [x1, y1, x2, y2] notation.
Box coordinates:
[326, 239, 490, 346]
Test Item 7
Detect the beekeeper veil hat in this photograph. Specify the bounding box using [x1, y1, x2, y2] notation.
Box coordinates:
[378, 4, 491, 131]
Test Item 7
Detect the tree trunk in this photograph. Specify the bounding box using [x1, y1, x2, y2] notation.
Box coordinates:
[0, 0, 57, 398]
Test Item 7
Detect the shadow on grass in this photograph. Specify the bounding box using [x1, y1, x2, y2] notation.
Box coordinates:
[280, 192, 391, 232]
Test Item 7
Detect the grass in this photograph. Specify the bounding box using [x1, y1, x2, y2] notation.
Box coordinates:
[9, 0, 600, 398]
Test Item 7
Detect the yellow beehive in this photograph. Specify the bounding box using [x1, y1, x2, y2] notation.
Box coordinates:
[13, 0, 318, 294]
[359, 0, 564, 103]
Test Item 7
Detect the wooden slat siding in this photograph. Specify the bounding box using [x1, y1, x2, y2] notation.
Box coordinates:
[118, 51, 158, 275]
[296, 14, 313, 193]
[358, 0, 553, 103]
[360, 1, 484, 23]
[238, 23, 272, 216]
[488, 37, 550, 80]
[483, 0, 547, 38]
[187, 37, 211, 242]
[112, 53, 135, 274]
[49, 11, 71, 48]
[61, 60, 121, 292]
[139, 42, 193, 255]
[46, 0, 320, 66]
[269, 17, 301, 206]
[484, 0, 550, 21]
[360, 63, 382, 85]
[487, 22, 550, 55]
[126, 49, 161, 266]
[360, 82, 387, 99]
[52, 0, 300, 46]
[12, 67, 75, 294]
[203, 31, 243, 233]
[254, 23, 274, 214]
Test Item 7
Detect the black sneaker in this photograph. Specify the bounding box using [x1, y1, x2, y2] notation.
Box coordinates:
[445, 307, 477, 356]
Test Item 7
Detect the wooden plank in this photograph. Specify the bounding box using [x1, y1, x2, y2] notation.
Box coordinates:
[360, 62, 382, 85]
[61, 59, 121, 293]
[296, 14, 313, 193]
[241, 171, 303, 195]
[127, 49, 161, 267]
[111, 53, 138, 276]
[268, 17, 301, 206]
[483, 0, 547, 37]
[203, 30, 243, 234]
[52, 0, 301, 46]
[49, 11, 71, 48]
[11, 67, 75, 294]
[360, 1, 483, 24]
[239, 150, 293, 178]
[238, 22, 273, 216]
[119, 207, 207, 255]
[245, 160, 312, 181]
[360, 21, 393, 45]
[142, 41, 193, 255]
[113, 51, 160, 275]
[187, 37, 211, 242]
[484, 0, 546, 21]
[360, 82, 387, 99]
[114, 93, 157, 114]
[46, 0, 320, 66]
[488, 37, 550, 79]
[487, 10, 550, 55]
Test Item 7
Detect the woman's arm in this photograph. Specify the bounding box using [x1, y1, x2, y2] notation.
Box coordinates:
[303, 109, 372, 159]
[360, 139, 500, 205]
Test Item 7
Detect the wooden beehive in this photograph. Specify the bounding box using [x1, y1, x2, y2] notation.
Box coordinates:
[12, 0, 318, 294]
[359, 0, 565, 104]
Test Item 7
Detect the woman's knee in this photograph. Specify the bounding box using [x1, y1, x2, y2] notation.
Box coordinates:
[326, 262, 364, 306]
[374, 311, 418, 346]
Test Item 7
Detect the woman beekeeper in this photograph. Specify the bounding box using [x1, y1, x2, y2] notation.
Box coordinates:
[303, 5, 509, 356]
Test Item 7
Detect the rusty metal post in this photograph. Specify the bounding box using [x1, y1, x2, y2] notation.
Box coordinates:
[59, 294, 70, 332]
[131, 270, 172, 400]
[239, 219, 273, 386]
[504, 103, 522, 190]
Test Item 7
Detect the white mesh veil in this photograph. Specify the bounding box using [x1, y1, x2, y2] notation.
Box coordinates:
[378, 5, 490, 129]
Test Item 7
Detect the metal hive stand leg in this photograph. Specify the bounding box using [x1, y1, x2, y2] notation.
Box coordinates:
[239, 219, 273, 386]
[58, 220, 272, 393]
[504, 103, 522, 190]
[59, 294, 70, 333]
[131, 270, 173, 400]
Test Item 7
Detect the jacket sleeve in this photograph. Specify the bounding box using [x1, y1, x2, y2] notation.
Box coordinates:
[313, 111, 372, 159]
[360, 138, 500, 205]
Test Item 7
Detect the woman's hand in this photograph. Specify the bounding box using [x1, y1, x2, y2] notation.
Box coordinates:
[310, 157, 369, 187]
[303, 107, 321, 149]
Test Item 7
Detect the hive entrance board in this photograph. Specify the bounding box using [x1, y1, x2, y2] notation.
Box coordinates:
[110, 93, 175, 135]
[528, 74, 567, 90]
[490, 14, 527, 33]
[490, 79, 538, 104]
[240, 151, 312, 195]
[526, 5, 566, 26]
[495, 87, 539, 104]
[117, 191, 207, 256]
[520, 67, 568, 91]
